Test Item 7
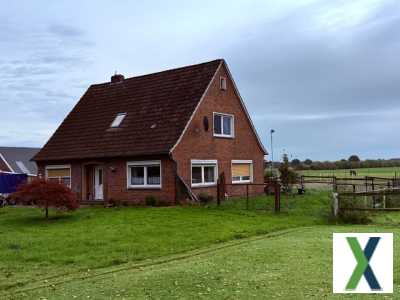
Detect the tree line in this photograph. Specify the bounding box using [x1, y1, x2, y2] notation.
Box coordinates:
[288, 155, 400, 170]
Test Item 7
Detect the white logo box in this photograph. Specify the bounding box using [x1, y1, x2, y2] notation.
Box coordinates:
[332, 233, 393, 294]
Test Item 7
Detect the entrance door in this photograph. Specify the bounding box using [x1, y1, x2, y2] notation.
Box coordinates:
[94, 166, 104, 200]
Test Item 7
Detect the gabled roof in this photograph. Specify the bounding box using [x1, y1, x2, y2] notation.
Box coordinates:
[34, 59, 266, 162]
[34, 59, 222, 161]
[0, 147, 40, 175]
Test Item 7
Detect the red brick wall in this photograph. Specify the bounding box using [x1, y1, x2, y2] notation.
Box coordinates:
[38, 156, 177, 205]
[171, 63, 266, 199]
[37, 162, 83, 199]
[105, 157, 176, 204]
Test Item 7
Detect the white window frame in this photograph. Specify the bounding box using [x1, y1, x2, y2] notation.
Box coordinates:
[191, 159, 218, 187]
[220, 76, 227, 90]
[213, 112, 234, 138]
[110, 112, 127, 128]
[231, 160, 253, 184]
[45, 164, 72, 188]
[126, 160, 162, 189]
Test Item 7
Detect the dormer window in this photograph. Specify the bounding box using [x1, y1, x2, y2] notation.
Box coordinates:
[110, 113, 127, 128]
[220, 76, 227, 90]
[213, 112, 234, 138]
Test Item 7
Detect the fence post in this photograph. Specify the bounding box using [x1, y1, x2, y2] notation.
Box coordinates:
[274, 181, 280, 213]
[217, 178, 220, 207]
[332, 192, 339, 217]
[246, 184, 249, 210]
[333, 176, 337, 192]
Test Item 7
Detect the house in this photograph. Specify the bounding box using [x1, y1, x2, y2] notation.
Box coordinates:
[33, 59, 266, 204]
[0, 147, 39, 177]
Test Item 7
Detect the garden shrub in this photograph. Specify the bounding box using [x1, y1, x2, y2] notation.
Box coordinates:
[10, 179, 79, 218]
[198, 193, 213, 204]
[145, 196, 158, 206]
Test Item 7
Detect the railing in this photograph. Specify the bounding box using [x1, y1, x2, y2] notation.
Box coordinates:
[216, 174, 281, 212]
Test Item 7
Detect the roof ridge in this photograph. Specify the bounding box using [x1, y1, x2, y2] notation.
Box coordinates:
[92, 58, 223, 87]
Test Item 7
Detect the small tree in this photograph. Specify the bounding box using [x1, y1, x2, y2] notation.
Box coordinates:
[10, 179, 79, 218]
[279, 154, 298, 192]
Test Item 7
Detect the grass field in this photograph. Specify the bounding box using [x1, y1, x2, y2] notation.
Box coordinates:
[12, 226, 400, 300]
[1, 191, 399, 299]
[299, 166, 400, 178]
[0, 192, 329, 296]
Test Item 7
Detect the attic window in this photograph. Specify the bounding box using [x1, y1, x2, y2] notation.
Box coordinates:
[110, 113, 127, 128]
[220, 76, 227, 90]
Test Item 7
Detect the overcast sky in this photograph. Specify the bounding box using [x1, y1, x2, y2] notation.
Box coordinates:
[1, 0, 399, 161]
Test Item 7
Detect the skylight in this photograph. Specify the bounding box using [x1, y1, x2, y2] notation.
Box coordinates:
[110, 113, 127, 128]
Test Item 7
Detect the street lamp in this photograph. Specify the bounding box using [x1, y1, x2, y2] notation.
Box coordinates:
[270, 129, 275, 175]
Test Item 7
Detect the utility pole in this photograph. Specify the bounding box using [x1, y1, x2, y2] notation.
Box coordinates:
[270, 129, 275, 176]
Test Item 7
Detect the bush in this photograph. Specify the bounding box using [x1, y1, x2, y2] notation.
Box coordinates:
[198, 193, 213, 204]
[10, 179, 79, 218]
[145, 196, 158, 206]
[338, 209, 372, 224]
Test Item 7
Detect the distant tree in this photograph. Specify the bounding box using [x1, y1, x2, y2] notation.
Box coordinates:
[304, 159, 313, 165]
[348, 155, 361, 162]
[10, 179, 79, 219]
[291, 158, 301, 168]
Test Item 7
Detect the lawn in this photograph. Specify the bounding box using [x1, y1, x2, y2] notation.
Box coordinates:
[299, 166, 400, 178]
[0, 191, 330, 296]
[12, 225, 400, 299]
[2, 190, 399, 299]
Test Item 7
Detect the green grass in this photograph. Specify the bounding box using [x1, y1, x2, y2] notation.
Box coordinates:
[3, 191, 400, 299]
[9, 225, 400, 299]
[0, 191, 330, 294]
[299, 166, 400, 178]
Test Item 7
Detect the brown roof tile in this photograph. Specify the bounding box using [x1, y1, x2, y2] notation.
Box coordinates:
[34, 59, 222, 161]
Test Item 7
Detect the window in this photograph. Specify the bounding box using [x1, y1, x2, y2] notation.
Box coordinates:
[127, 161, 161, 188]
[191, 160, 218, 187]
[220, 76, 227, 90]
[110, 112, 127, 128]
[231, 160, 253, 183]
[46, 165, 71, 187]
[213, 113, 234, 137]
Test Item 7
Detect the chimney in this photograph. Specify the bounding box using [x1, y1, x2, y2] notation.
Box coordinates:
[111, 73, 124, 83]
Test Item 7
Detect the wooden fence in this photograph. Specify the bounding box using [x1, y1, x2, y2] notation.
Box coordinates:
[216, 174, 281, 212]
[332, 188, 400, 216]
[300, 175, 400, 193]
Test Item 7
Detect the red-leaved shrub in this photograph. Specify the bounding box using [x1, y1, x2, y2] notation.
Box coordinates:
[10, 179, 79, 218]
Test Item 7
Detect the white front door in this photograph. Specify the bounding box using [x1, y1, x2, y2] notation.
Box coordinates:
[94, 167, 104, 200]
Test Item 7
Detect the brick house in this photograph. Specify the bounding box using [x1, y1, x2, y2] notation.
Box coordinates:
[33, 59, 266, 204]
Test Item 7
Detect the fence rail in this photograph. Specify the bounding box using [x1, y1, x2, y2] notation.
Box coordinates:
[332, 187, 400, 215]
[216, 173, 281, 212]
[301, 175, 400, 193]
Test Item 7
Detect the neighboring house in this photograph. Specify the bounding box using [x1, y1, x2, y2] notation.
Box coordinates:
[33, 59, 266, 204]
[0, 147, 40, 177]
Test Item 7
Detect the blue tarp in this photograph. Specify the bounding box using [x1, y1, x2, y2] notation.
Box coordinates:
[0, 173, 27, 194]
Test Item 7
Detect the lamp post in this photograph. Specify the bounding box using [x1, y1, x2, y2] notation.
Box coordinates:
[270, 129, 275, 175]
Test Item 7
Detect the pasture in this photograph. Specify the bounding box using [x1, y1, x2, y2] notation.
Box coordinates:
[299, 166, 400, 178]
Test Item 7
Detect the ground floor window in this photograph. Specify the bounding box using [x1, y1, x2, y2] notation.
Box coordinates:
[191, 160, 218, 187]
[127, 161, 161, 188]
[45, 165, 71, 187]
[231, 160, 253, 183]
